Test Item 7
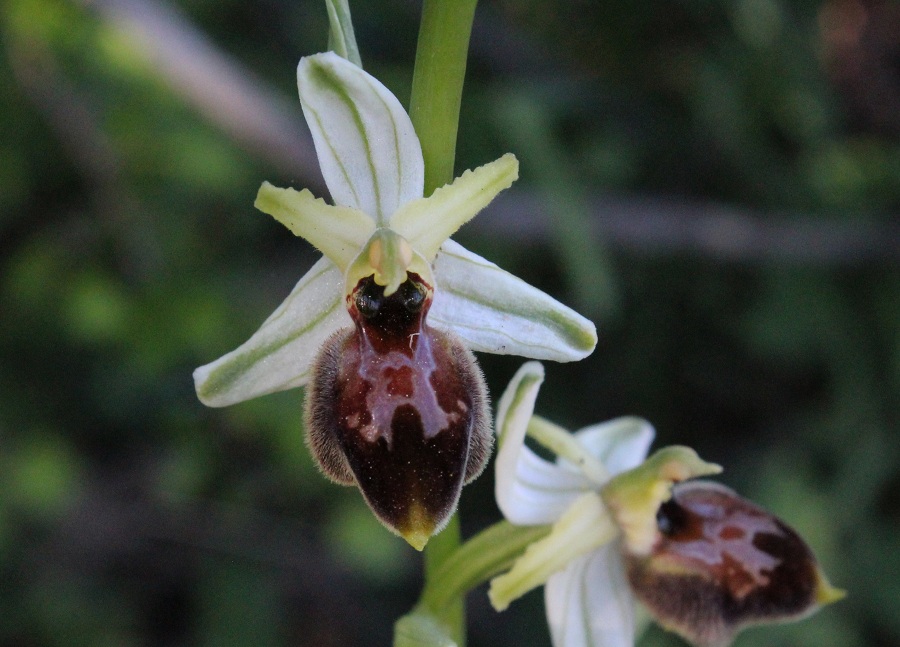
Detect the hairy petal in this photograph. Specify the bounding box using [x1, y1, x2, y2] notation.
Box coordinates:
[431, 241, 597, 362]
[297, 52, 423, 223]
[390, 154, 519, 261]
[194, 258, 350, 407]
[545, 544, 635, 647]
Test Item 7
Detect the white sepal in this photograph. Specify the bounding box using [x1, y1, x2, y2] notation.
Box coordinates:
[499, 444, 596, 526]
[495, 361, 544, 450]
[430, 240, 597, 362]
[544, 543, 635, 647]
[193, 258, 350, 407]
[297, 52, 424, 224]
[569, 418, 655, 478]
[493, 364, 596, 525]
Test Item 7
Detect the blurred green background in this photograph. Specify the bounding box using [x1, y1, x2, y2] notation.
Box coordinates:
[1, 0, 897, 645]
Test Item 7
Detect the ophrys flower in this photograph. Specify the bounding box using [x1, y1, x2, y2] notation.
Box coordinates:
[193, 53, 597, 549]
[489, 362, 844, 647]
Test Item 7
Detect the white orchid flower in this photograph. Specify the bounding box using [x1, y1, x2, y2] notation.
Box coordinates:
[489, 361, 659, 647]
[488, 362, 844, 647]
[194, 52, 595, 409]
[192, 52, 596, 549]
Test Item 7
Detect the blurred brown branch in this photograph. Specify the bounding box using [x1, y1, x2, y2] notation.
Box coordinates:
[488, 190, 900, 265]
[77, 0, 325, 191]
[7, 37, 165, 278]
[75, 0, 898, 266]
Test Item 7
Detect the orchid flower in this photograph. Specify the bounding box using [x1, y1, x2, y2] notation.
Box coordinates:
[192, 53, 597, 549]
[489, 362, 844, 647]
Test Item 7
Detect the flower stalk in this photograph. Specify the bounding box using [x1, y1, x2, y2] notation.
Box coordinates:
[405, 0, 477, 643]
[420, 521, 552, 613]
[410, 0, 478, 195]
[395, 522, 553, 646]
[325, 0, 361, 67]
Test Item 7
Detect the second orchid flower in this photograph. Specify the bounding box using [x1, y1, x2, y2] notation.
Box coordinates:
[490, 362, 843, 647]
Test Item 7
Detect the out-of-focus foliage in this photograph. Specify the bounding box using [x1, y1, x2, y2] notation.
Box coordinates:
[0, 0, 896, 645]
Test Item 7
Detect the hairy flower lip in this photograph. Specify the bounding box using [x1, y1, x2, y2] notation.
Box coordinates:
[624, 480, 846, 647]
[304, 293, 490, 550]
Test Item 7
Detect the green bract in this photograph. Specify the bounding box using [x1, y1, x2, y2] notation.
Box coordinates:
[193, 52, 597, 408]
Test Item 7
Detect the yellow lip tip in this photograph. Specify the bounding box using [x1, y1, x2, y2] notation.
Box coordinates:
[815, 568, 846, 606]
[398, 500, 436, 551]
[817, 585, 847, 606]
[402, 529, 430, 552]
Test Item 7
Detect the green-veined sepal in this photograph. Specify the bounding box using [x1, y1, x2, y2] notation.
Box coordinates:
[494, 362, 594, 526]
[297, 52, 424, 224]
[544, 545, 636, 647]
[193, 258, 349, 407]
[431, 240, 597, 361]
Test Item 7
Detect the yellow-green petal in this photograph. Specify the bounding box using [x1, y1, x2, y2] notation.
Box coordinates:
[601, 446, 722, 556]
[390, 153, 519, 261]
[527, 415, 609, 485]
[255, 181, 375, 271]
[489, 492, 617, 611]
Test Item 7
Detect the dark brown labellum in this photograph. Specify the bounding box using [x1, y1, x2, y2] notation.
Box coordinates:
[624, 481, 829, 647]
[304, 274, 491, 548]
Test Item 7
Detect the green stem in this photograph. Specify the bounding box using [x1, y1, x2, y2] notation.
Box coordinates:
[422, 514, 464, 641]
[410, 0, 478, 195]
[394, 521, 550, 646]
[325, 0, 361, 66]
[408, 1, 478, 644]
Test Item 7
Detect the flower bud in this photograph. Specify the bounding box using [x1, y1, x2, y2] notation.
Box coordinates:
[304, 273, 491, 550]
[621, 481, 844, 647]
